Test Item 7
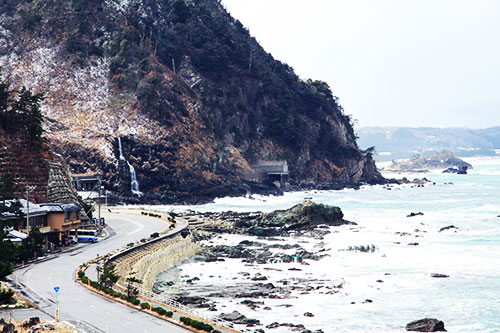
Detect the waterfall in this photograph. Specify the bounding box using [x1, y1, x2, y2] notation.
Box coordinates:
[117, 137, 143, 197]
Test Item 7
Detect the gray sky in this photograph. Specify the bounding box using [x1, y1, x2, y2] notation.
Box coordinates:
[220, 0, 500, 129]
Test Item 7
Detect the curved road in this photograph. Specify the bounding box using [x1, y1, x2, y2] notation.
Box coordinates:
[9, 211, 189, 333]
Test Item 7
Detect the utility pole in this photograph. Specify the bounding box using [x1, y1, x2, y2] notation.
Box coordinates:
[98, 180, 101, 226]
[25, 185, 36, 233]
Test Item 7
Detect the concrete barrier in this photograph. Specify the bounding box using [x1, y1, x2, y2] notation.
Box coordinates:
[107, 223, 200, 290]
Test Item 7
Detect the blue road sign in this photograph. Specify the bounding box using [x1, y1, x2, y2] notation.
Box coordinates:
[54, 287, 60, 293]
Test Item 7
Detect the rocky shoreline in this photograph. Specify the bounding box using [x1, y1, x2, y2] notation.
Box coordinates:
[147, 187, 460, 332]
[152, 201, 356, 332]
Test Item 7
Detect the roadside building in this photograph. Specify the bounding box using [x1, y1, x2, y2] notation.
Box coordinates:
[10, 199, 81, 247]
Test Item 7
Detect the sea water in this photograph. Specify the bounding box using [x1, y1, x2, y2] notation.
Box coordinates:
[152, 157, 500, 332]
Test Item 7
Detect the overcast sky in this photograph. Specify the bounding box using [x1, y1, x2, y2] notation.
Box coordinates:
[220, 0, 500, 129]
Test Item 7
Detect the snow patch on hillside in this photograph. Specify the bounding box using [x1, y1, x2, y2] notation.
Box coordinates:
[0, 42, 166, 166]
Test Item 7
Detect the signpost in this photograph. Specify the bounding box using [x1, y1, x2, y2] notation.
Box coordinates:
[54, 287, 60, 321]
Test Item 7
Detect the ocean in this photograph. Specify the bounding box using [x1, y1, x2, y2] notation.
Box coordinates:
[151, 157, 500, 332]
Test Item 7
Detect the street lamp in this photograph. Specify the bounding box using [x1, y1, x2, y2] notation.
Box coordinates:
[25, 185, 36, 233]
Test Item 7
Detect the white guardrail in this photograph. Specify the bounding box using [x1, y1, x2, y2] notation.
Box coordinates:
[133, 285, 236, 329]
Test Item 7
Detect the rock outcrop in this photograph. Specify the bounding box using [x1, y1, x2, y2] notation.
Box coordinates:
[0, 0, 383, 203]
[386, 149, 471, 173]
[406, 318, 446, 332]
[193, 201, 353, 237]
[442, 166, 468, 174]
[257, 200, 349, 231]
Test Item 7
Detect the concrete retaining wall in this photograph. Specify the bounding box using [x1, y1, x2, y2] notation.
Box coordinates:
[108, 229, 200, 290]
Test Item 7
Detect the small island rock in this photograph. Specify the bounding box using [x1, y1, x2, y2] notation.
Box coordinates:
[406, 318, 446, 332]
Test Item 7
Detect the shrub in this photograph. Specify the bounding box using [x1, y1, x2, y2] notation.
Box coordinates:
[180, 317, 191, 325]
[102, 287, 113, 295]
[213, 331, 221, 333]
[0, 288, 15, 305]
[153, 307, 167, 315]
[127, 242, 134, 247]
[180, 317, 213, 332]
[140, 302, 150, 309]
[129, 297, 140, 306]
[90, 281, 100, 289]
[140, 238, 147, 243]
[166, 311, 173, 317]
[81, 276, 89, 284]
[150, 232, 159, 238]
[78, 270, 85, 279]
[120, 294, 128, 301]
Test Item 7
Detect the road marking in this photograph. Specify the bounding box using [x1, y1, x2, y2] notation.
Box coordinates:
[75, 297, 81, 301]
[126, 321, 132, 325]
[89, 304, 98, 309]
[126, 218, 145, 236]
[105, 312, 112, 316]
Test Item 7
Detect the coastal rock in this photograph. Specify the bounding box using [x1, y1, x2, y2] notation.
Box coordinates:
[304, 312, 314, 317]
[258, 201, 353, 231]
[439, 225, 458, 232]
[247, 226, 280, 237]
[387, 149, 472, 173]
[407, 212, 424, 217]
[406, 318, 446, 332]
[430, 273, 449, 278]
[193, 202, 354, 237]
[219, 311, 261, 326]
[442, 166, 468, 174]
[251, 273, 268, 281]
[265, 322, 307, 331]
[343, 244, 377, 252]
[174, 296, 211, 308]
[199, 241, 326, 265]
[240, 300, 265, 310]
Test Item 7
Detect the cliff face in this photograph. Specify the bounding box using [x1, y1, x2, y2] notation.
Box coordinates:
[0, 0, 383, 203]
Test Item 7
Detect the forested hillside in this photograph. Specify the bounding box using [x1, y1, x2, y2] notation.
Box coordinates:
[0, 0, 383, 203]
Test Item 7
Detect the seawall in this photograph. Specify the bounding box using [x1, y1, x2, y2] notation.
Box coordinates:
[107, 225, 200, 290]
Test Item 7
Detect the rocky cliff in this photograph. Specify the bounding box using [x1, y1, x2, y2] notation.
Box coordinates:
[0, 0, 384, 203]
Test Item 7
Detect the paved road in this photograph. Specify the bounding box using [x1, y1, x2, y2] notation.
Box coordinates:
[4, 211, 189, 333]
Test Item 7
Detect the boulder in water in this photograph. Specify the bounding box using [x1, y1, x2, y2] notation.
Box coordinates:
[406, 318, 446, 332]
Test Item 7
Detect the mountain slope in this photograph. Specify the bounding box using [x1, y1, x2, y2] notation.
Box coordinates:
[0, 0, 383, 203]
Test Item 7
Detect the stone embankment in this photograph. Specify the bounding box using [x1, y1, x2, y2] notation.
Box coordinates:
[107, 216, 200, 290]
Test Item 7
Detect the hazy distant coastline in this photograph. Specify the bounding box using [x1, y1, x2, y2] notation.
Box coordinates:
[357, 126, 500, 161]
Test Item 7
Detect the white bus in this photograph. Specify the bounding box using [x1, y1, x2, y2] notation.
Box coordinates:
[69, 229, 98, 243]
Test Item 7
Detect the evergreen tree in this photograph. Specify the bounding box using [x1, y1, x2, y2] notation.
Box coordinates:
[0, 67, 45, 144]
[126, 272, 142, 298]
[99, 263, 120, 288]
